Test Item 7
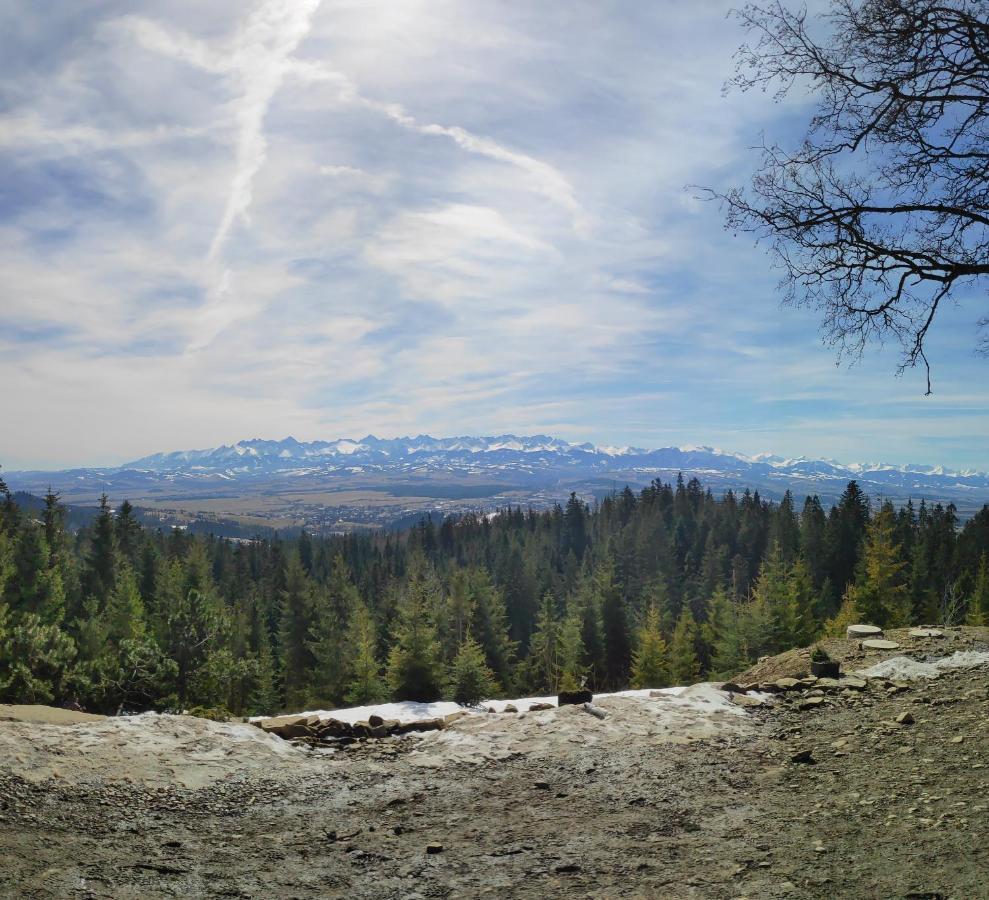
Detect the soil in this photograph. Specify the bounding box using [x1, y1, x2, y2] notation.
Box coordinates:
[2, 634, 988, 899]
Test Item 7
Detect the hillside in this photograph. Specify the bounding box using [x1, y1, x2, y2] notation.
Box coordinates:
[2, 627, 987, 898]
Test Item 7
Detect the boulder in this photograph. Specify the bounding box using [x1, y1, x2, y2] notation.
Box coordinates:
[840, 676, 867, 691]
[368, 714, 385, 728]
[503, 704, 518, 714]
[798, 696, 825, 710]
[896, 711, 915, 725]
[528, 702, 554, 712]
[862, 639, 901, 651]
[847, 624, 884, 639]
[721, 681, 748, 694]
[774, 677, 801, 691]
[444, 710, 467, 726]
[315, 719, 353, 739]
[729, 693, 766, 709]
[259, 715, 319, 739]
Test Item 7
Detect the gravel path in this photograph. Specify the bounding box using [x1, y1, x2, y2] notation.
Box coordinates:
[2, 649, 987, 899]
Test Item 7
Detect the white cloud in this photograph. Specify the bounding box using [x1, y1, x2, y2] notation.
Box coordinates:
[0, 0, 986, 471]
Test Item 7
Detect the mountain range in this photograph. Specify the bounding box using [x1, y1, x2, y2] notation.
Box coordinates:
[6, 435, 989, 519]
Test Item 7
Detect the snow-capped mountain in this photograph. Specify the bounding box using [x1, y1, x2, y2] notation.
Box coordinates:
[7, 435, 989, 513]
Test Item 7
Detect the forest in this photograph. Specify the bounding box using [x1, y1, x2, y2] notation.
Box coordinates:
[1, 470, 988, 718]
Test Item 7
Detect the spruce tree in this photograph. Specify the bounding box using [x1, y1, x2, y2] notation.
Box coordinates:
[447, 633, 498, 706]
[526, 592, 559, 693]
[279, 554, 315, 709]
[630, 604, 670, 688]
[966, 555, 989, 626]
[847, 504, 910, 628]
[344, 600, 387, 705]
[307, 555, 359, 705]
[668, 608, 701, 685]
[556, 607, 586, 691]
[386, 561, 444, 701]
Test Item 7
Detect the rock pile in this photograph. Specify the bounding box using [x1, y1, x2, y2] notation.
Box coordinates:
[722, 671, 914, 712]
[254, 711, 466, 744]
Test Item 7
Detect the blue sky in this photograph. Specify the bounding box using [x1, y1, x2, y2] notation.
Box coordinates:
[2, 0, 987, 472]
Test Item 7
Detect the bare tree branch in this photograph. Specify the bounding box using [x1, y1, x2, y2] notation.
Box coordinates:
[711, 0, 989, 387]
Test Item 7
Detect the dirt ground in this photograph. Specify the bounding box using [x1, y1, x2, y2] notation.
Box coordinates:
[2, 636, 988, 899]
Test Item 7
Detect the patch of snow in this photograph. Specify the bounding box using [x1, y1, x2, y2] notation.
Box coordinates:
[854, 650, 989, 681]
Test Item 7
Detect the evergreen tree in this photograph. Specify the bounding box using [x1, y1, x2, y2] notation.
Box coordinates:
[344, 600, 388, 706]
[280, 554, 315, 709]
[668, 608, 701, 685]
[447, 633, 498, 706]
[467, 569, 516, 694]
[705, 586, 748, 677]
[630, 604, 669, 688]
[598, 564, 631, 689]
[526, 592, 560, 693]
[847, 504, 910, 628]
[84, 494, 118, 605]
[966, 555, 989, 626]
[556, 606, 586, 691]
[307, 555, 359, 705]
[386, 561, 445, 701]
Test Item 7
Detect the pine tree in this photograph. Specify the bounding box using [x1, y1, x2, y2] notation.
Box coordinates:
[966, 555, 989, 626]
[344, 600, 388, 706]
[447, 633, 498, 706]
[598, 564, 631, 689]
[386, 561, 445, 701]
[467, 569, 517, 694]
[630, 605, 670, 688]
[668, 608, 701, 685]
[280, 554, 315, 709]
[307, 554, 359, 705]
[556, 607, 586, 691]
[0, 611, 77, 704]
[846, 504, 910, 628]
[84, 494, 118, 605]
[705, 586, 748, 677]
[526, 592, 559, 693]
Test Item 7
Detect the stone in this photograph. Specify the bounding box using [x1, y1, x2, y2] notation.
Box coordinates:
[841, 676, 867, 691]
[721, 682, 748, 694]
[774, 678, 801, 691]
[862, 639, 901, 650]
[798, 696, 825, 710]
[790, 749, 815, 764]
[896, 712, 915, 725]
[503, 704, 518, 714]
[443, 711, 467, 726]
[368, 714, 385, 728]
[847, 624, 884, 639]
[909, 628, 944, 638]
[528, 702, 554, 712]
[815, 678, 841, 691]
[425, 842, 444, 854]
[729, 693, 766, 709]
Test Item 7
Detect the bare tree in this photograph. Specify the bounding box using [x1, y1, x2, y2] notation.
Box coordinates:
[716, 0, 989, 392]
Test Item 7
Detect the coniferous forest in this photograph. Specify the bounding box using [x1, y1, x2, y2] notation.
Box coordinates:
[1, 470, 988, 717]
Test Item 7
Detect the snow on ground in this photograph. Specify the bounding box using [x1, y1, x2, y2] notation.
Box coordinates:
[253, 685, 699, 724]
[855, 650, 989, 681]
[0, 712, 309, 788]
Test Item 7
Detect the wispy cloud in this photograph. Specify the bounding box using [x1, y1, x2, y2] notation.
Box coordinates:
[0, 0, 986, 472]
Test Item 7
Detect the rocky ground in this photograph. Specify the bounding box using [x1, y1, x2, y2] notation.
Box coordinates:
[1, 628, 988, 899]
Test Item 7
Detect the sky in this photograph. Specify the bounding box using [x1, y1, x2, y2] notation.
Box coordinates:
[2, 0, 988, 473]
